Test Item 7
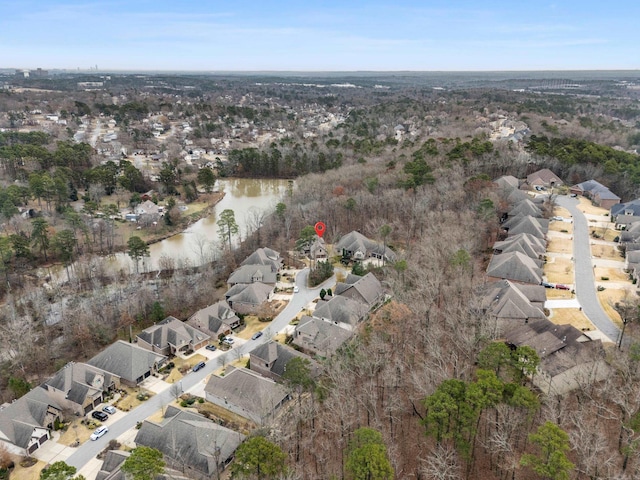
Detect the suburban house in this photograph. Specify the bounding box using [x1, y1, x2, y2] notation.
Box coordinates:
[336, 231, 396, 264]
[504, 318, 608, 395]
[135, 406, 245, 480]
[241, 247, 282, 272]
[204, 367, 289, 426]
[486, 251, 544, 285]
[227, 265, 278, 286]
[249, 341, 318, 382]
[0, 387, 62, 455]
[304, 238, 328, 260]
[293, 316, 354, 357]
[187, 301, 241, 339]
[611, 199, 640, 228]
[88, 340, 167, 387]
[570, 180, 621, 209]
[225, 282, 274, 314]
[506, 199, 543, 219]
[136, 316, 210, 356]
[502, 215, 549, 239]
[525, 168, 564, 189]
[481, 280, 546, 329]
[96, 450, 130, 480]
[493, 232, 546, 259]
[334, 272, 385, 309]
[494, 175, 519, 192]
[41, 362, 120, 415]
[312, 295, 370, 331]
[134, 199, 162, 216]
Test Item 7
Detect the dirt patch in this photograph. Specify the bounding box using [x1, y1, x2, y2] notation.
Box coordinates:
[577, 197, 610, 215]
[597, 290, 625, 327]
[591, 244, 624, 261]
[547, 238, 573, 254]
[544, 257, 574, 284]
[594, 267, 630, 283]
[196, 401, 256, 434]
[549, 308, 595, 331]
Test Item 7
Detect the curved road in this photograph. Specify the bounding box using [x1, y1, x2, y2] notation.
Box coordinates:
[556, 196, 620, 343]
[66, 267, 332, 470]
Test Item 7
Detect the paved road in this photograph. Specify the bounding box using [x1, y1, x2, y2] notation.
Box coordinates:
[556, 196, 620, 343]
[66, 267, 331, 469]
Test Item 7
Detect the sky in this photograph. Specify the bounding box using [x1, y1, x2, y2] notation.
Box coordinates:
[2, 0, 639, 71]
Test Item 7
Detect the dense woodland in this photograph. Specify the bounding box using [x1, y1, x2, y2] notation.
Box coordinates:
[1, 72, 640, 478]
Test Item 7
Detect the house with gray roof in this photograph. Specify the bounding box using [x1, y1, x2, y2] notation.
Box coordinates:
[494, 175, 519, 191]
[481, 280, 546, 329]
[250, 341, 319, 382]
[204, 367, 289, 426]
[493, 233, 546, 259]
[313, 295, 370, 331]
[336, 231, 396, 263]
[571, 179, 621, 209]
[241, 247, 282, 272]
[136, 316, 210, 356]
[486, 251, 543, 285]
[292, 316, 354, 357]
[135, 406, 245, 480]
[526, 168, 563, 188]
[0, 387, 62, 455]
[225, 282, 273, 315]
[42, 362, 120, 415]
[504, 318, 608, 395]
[611, 199, 640, 229]
[187, 301, 240, 339]
[334, 272, 385, 309]
[96, 450, 130, 480]
[507, 199, 543, 218]
[227, 265, 278, 286]
[88, 340, 167, 386]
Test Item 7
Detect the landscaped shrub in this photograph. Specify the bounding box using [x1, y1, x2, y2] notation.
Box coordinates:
[601, 276, 610, 281]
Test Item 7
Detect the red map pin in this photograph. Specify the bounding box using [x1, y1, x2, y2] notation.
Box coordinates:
[314, 221, 326, 238]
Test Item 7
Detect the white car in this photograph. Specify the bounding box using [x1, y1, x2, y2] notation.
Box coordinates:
[293, 286, 299, 293]
[90, 425, 109, 441]
[223, 336, 234, 344]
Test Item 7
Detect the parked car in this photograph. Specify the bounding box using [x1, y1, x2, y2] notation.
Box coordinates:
[223, 336, 234, 344]
[92, 411, 108, 422]
[555, 284, 571, 290]
[90, 425, 109, 441]
[102, 405, 116, 415]
[205, 344, 217, 351]
[570, 193, 578, 197]
[293, 286, 299, 293]
[541, 281, 554, 288]
[251, 331, 263, 340]
[192, 361, 206, 372]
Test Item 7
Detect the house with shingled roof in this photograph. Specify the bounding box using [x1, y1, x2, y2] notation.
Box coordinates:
[336, 231, 396, 263]
[241, 247, 282, 272]
[87, 340, 167, 386]
[503, 215, 548, 240]
[135, 405, 245, 480]
[292, 316, 354, 357]
[204, 367, 289, 426]
[313, 295, 370, 331]
[486, 251, 543, 285]
[493, 233, 546, 259]
[570, 179, 621, 209]
[0, 387, 62, 455]
[136, 316, 210, 356]
[250, 341, 319, 382]
[526, 168, 563, 188]
[225, 282, 273, 314]
[227, 265, 278, 286]
[187, 301, 240, 339]
[481, 280, 546, 330]
[41, 362, 120, 415]
[507, 199, 543, 218]
[334, 272, 385, 309]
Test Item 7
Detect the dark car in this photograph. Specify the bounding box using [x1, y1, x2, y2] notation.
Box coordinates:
[541, 281, 554, 288]
[192, 361, 206, 372]
[205, 344, 217, 351]
[555, 284, 571, 290]
[251, 331, 263, 340]
[92, 411, 108, 422]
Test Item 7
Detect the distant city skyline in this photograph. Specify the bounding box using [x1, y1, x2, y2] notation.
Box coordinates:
[2, 0, 639, 71]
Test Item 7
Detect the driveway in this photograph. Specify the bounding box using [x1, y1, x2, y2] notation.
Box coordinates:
[556, 196, 620, 343]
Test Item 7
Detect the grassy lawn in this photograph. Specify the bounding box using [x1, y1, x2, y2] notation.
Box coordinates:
[237, 315, 270, 339]
[597, 290, 625, 327]
[57, 418, 95, 445]
[9, 459, 47, 480]
[166, 367, 183, 384]
[553, 206, 572, 218]
[591, 244, 624, 261]
[549, 221, 573, 234]
[113, 387, 154, 412]
[595, 267, 630, 283]
[173, 354, 207, 372]
[588, 227, 620, 242]
[544, 257, 574, 284]
[545, 289, 574, 299]
[547, 238, 573, 254]
[549, 308, 595, 331]
[577, 198, 609, 215]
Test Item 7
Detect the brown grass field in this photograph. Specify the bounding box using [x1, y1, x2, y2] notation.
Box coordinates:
[549, 308, 595, 331]
[547, 238, 573, 254]
[549, 221, 574, 233]
[594, 267, 630, 283]
[591, 244, 624, 260]
[597, 290, 625, 327]
[577, 197, 609, 215]
[544, 257, 574, 284]
[545, 289, 574, 299]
